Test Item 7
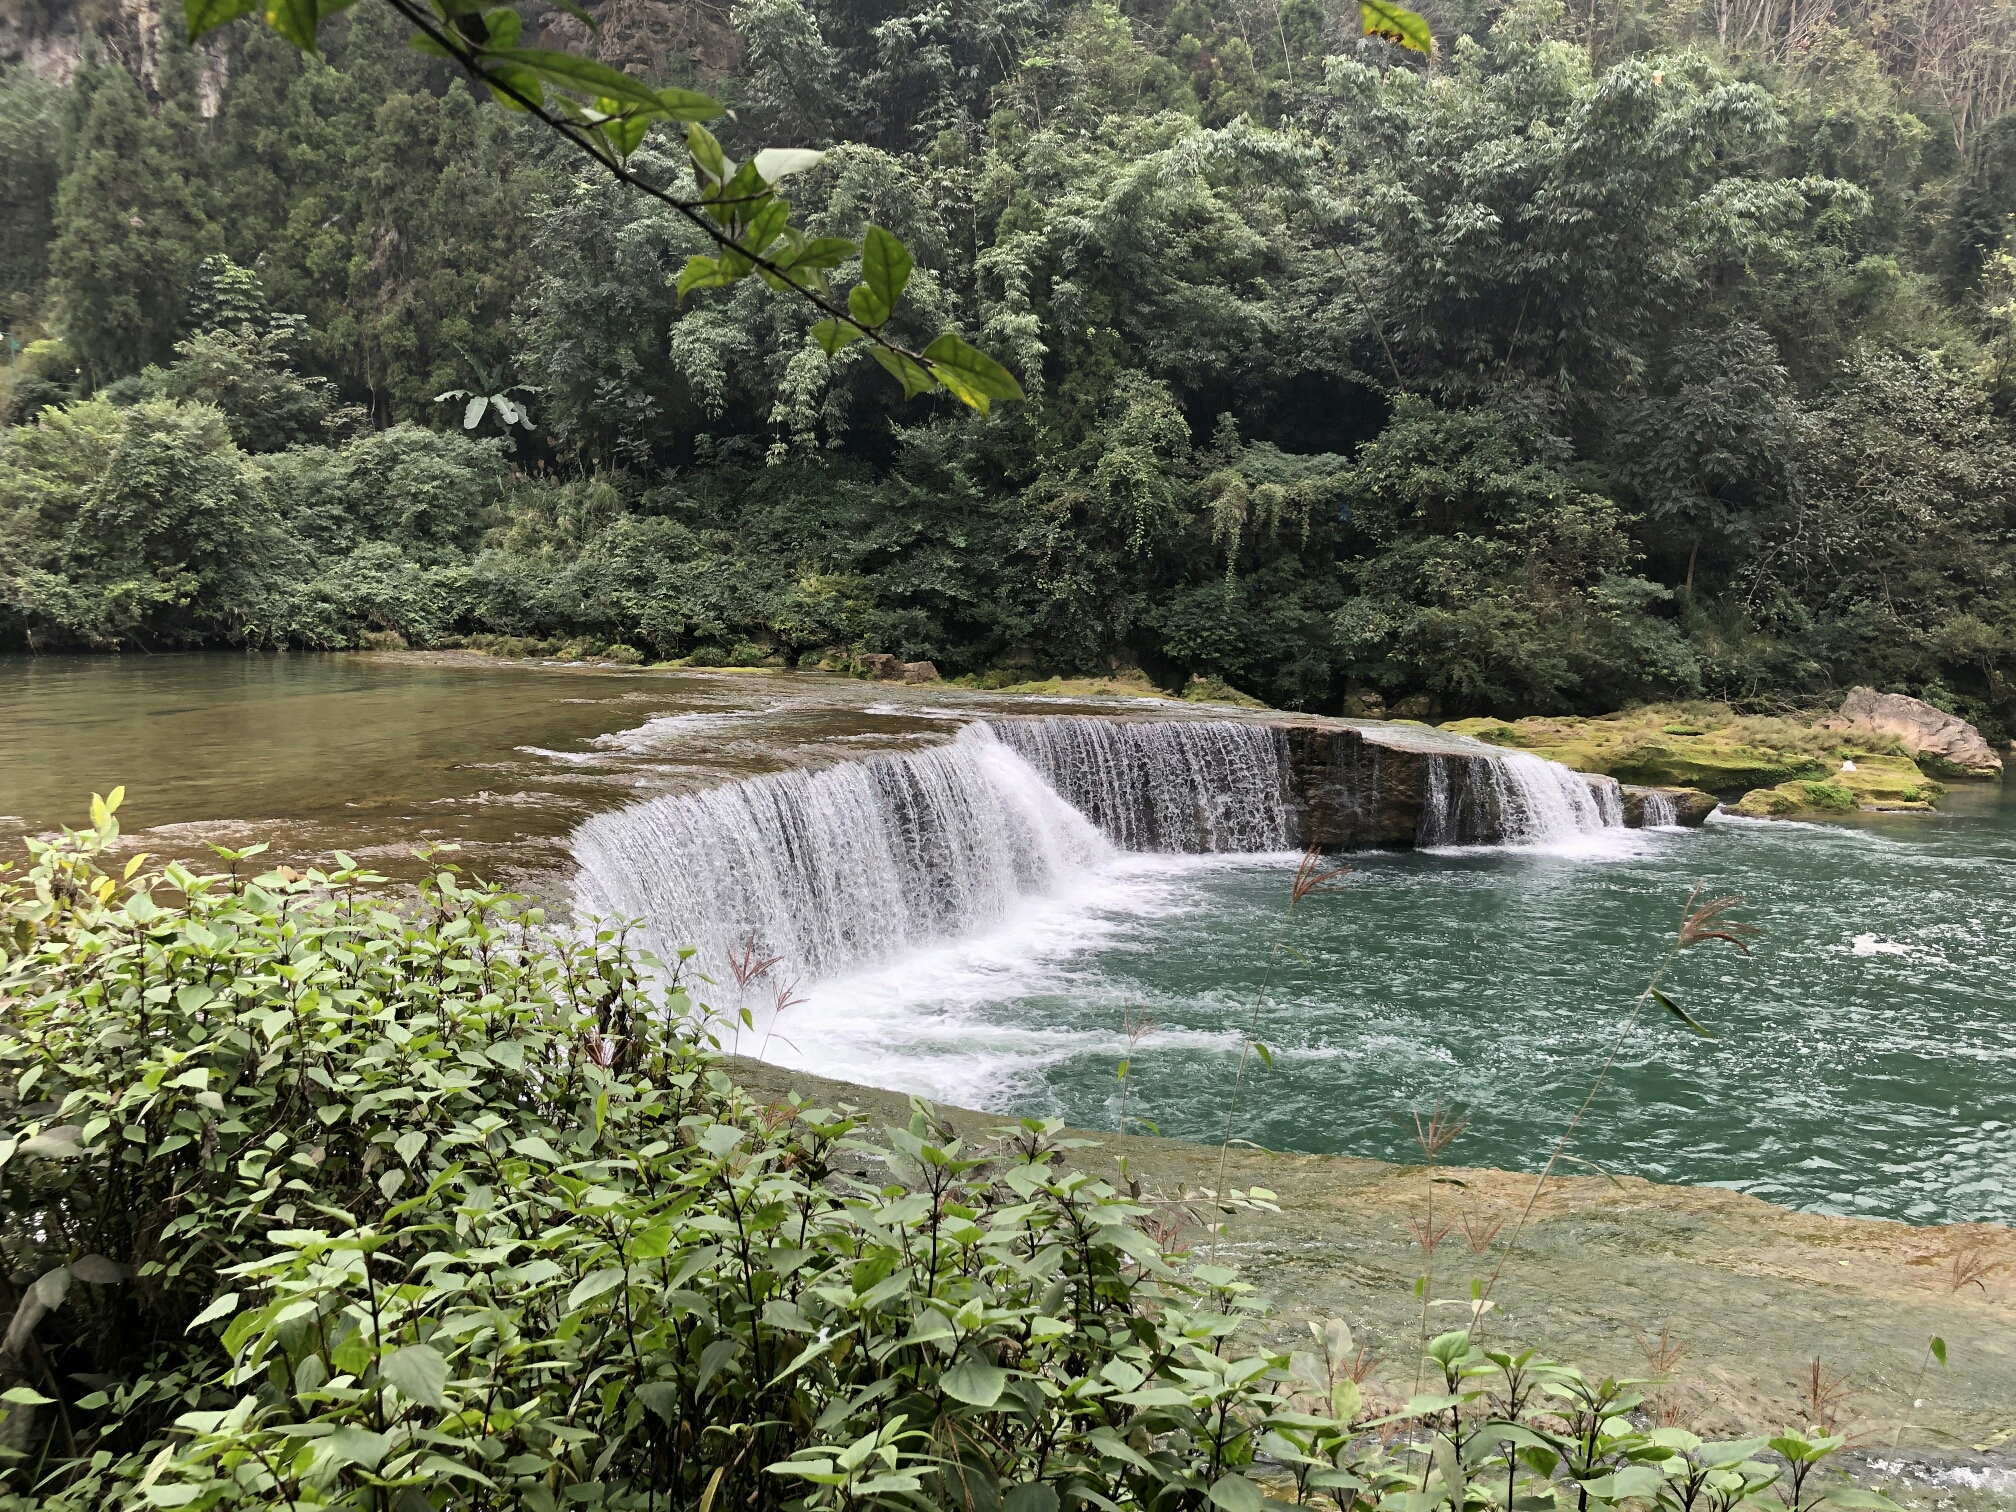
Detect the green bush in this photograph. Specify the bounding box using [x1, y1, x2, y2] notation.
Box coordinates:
[687, 643, 729, 667]
[0, 797, 1897, 1512]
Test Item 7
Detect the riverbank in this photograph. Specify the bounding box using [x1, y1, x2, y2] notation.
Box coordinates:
[727, 1056, 2016, 1481]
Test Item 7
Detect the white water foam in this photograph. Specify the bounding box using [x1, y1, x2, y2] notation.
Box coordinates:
[1415, 749, 1623, 852]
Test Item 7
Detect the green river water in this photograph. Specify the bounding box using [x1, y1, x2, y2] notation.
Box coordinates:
[3, 652, 2010, 1225]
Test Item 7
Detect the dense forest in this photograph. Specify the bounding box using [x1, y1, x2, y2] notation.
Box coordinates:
[3, 0, 2016, 733]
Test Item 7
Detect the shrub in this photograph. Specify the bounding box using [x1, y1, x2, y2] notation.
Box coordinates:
[687, 643, 729, 666]
[0, 796, 1897, 1512]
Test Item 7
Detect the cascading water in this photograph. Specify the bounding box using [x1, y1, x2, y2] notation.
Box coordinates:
[572, 715, 1627, 985]
[1412, 748, 1619, 847]
[991, 717, 1292, 851]
[572, 724, 1109, 982]
[1641, 790, 1679, 827]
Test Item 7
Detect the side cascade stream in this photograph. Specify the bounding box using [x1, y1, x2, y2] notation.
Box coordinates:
[572, 717, 1624, 983]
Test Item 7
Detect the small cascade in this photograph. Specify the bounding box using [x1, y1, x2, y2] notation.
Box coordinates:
[990, 717, 1292, 852]
[1415, 748, 1618, 847]
[1641, 790, 1679, 827]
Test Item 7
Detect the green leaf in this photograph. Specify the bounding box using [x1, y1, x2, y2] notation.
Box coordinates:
[678, 255, 744, 300]
[861, 225, 913, 317]
[778, 236, 857, 273]
[329, 1426, 391, 1471]
[380, 1343, 447, 1408]
[872, 346, 939, 399]
[812, 319, 870, 355]
[1209, 1473, 1266, 1512]
[394, 1130, 426, 1167]
[0, 1387, 53, 1407]
[1359, 0, 1432, 52]
[637, 1381, 681, 1424]
[1650, 988, 1715, 1039]
[262, 0, 321, 50]
[185, 0, 259, 41]
[568, 1267, 629, 1311]
[592, 102, 650, 160]
[657, 87, 723, 121]
[849, 282, 893, 329]
[686, 122, 728, 184]
[1004, 1485, 1060, 1512]
[1930, 1336, 1947, 1367]
[486, 49, 666, 110]
[940, 1357, 1009, 1407]
[922, 332, 1024, 415]
[185, 1292, 239, 1332]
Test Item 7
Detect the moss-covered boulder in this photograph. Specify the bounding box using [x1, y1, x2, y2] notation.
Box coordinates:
[1731, 754, 1944, 817]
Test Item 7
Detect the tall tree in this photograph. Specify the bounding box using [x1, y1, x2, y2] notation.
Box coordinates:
[48, 58, 216, 384]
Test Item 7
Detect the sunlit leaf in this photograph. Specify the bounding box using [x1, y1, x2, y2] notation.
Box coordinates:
[185, 0, 259, 41]
[922, 332, 1024, 415]
[1360, 0, 1432, 52]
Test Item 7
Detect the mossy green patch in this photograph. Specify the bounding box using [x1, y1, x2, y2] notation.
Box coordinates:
[1440, 703, 1930, 796]
[1729, 754, 1942, 818]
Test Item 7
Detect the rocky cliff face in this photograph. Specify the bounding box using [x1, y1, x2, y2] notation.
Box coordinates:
[1818, 687, 2005, 779]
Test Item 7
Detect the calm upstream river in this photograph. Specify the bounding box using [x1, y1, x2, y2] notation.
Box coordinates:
[3, 652, 2012, 1225]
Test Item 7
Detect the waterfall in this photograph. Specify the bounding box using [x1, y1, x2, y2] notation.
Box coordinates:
[572, 715, 1625, 985]
[1641, 790, 1679, 827]
[572, 724, 1110, 982]
[990, 717, 1292, 852]
[1414, 749, 1617, 847]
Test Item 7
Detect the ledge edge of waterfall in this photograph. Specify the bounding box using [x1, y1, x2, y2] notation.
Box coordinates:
[569, 714, 1651, 989]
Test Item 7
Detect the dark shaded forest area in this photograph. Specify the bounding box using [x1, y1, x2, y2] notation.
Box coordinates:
[5, 0, 2016, 732]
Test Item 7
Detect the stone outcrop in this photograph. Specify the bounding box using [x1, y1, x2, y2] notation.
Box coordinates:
[1276, 723, 1673, 848]
[1817, 688, 2003, 778]
[901, 660, 940, 684]
[1618, 784, 1717, 827]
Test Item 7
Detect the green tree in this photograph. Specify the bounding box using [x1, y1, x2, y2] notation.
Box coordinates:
[48, 60, 217, 386]
[0, 65, 62, 328]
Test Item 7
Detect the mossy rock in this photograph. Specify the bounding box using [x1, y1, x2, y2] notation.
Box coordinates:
[1182, 675, 1269, 709]
[1731, 755, 1943, 818]
[1440, 717, 1816, 790]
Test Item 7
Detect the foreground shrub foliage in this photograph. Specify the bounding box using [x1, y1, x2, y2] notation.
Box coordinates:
[0, 797, 1892, 1511]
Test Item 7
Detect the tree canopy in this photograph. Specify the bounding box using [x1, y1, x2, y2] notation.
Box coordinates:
[2, 0, 2015, 738]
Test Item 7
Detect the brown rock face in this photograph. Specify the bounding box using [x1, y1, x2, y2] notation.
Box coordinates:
[901, 661, 940, 684]
[1819, 688, 2003, 778]
[1618, 784, 1718, 827]
[857, 653, 905, 681]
